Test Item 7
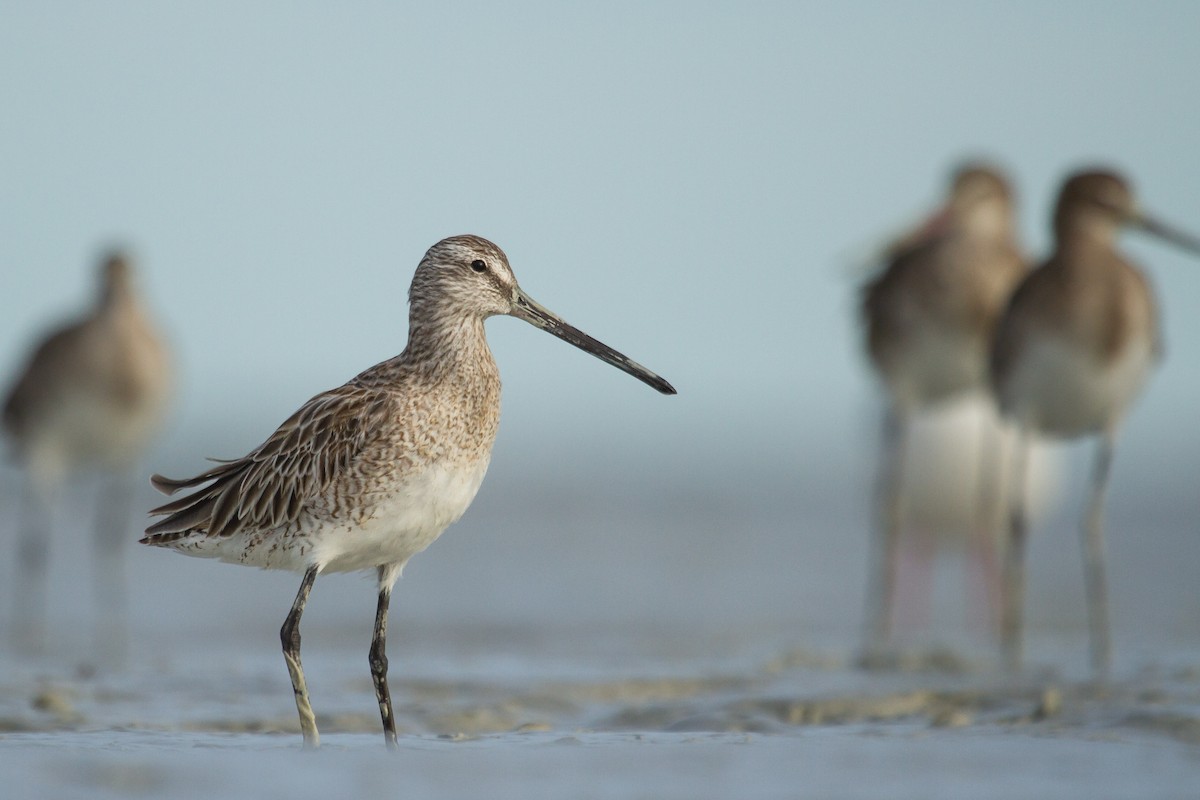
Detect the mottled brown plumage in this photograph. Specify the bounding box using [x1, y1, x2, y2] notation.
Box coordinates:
[146, 383, 400, 541]
[142, 234, 674, 748]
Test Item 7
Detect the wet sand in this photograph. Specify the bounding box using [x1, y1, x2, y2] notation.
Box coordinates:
[3, 626, 1200, 800]
[1, 461, 1198, 797]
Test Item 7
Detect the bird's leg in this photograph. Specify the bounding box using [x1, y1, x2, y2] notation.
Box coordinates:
[370, 587, 398, 749]
[13, 474, 54, 654]
[863, 405, 907, 663]
[94, 470, 135, 664]
[1000, 430, 1031, 673]
[970, 407, 1011, 634]
[281, 566, 320, 749]
[1082, 434, 1115, 681]
[892, 529, 935, 631]
[371, 564, 400, 749]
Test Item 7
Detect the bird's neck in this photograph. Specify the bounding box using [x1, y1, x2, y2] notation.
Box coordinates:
[98, 275, 140, 314]
[960, 200, 1015, 245]
[1054, 227, 1120, 272]
[1054, 211, 1120, 253]
[401, 311, 497, 384]
[96, 279, 154, 337]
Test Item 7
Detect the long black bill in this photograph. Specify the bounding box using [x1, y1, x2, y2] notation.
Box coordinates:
[1130, 211, 1200, 257]
[510, 288, 677, 395]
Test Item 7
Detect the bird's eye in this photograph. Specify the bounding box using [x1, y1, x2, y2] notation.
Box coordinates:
[470, 259, 487, 273]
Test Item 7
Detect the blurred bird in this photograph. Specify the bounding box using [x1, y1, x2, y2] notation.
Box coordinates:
[3, 250, 173, 657]
[859, 164, 1028, 660]
[991, 169, 1200, 678]
[142, 235, 675, 749]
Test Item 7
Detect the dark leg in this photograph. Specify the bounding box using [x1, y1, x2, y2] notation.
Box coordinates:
[862, 406, 906, 663]
[281, 566, 320, 749]
[1000, 430, 1031, 673]
[370, 575, 398, 749]
[1082, 435, 1115, 680]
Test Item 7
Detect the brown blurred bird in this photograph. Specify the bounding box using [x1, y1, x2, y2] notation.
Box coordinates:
[992, 169, 1200, 678]
[3, 250, 172, 656]
[859, 164, 1027, 659]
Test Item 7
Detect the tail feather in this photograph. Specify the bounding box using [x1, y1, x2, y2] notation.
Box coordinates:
[144, 502, 218, 538]
[150, 461, 241, 496]
[149, 473, 191, 496]
[144, 458, 256, 542]
[139, 530, 197, 546]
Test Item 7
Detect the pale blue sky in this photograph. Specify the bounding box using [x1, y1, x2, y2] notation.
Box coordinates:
[2, 1, 1199, 506]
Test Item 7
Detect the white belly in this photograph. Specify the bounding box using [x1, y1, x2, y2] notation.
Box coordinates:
[902, 392, 1062, 544]
[999, 336, 1155, 437]
[174, 457, 492, 575]
[313, 458, 492, 574]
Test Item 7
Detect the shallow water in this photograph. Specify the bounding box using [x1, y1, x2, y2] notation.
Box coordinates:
[1, 460, 1199, 798]
[7, 727, 1200, 800]
[4, 634, 1200, 800]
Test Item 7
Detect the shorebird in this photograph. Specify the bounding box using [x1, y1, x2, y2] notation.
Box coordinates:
[991, 169, 1200, 677]
[3, 251, 173, 655]
[143, 235, 676, 749]
[859, 164, 1027, 659]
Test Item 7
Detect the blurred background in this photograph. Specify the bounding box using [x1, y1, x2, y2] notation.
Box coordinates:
[1, 2, 1198, 675]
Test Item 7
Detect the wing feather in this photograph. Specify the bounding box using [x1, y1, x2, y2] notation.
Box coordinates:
[143, 382, 394, 542]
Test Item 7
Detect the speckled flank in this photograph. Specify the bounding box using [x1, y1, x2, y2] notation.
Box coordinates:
[141, 234, 675, 748]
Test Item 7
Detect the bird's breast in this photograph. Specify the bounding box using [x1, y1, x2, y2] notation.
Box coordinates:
[312, 455, 493, 574]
